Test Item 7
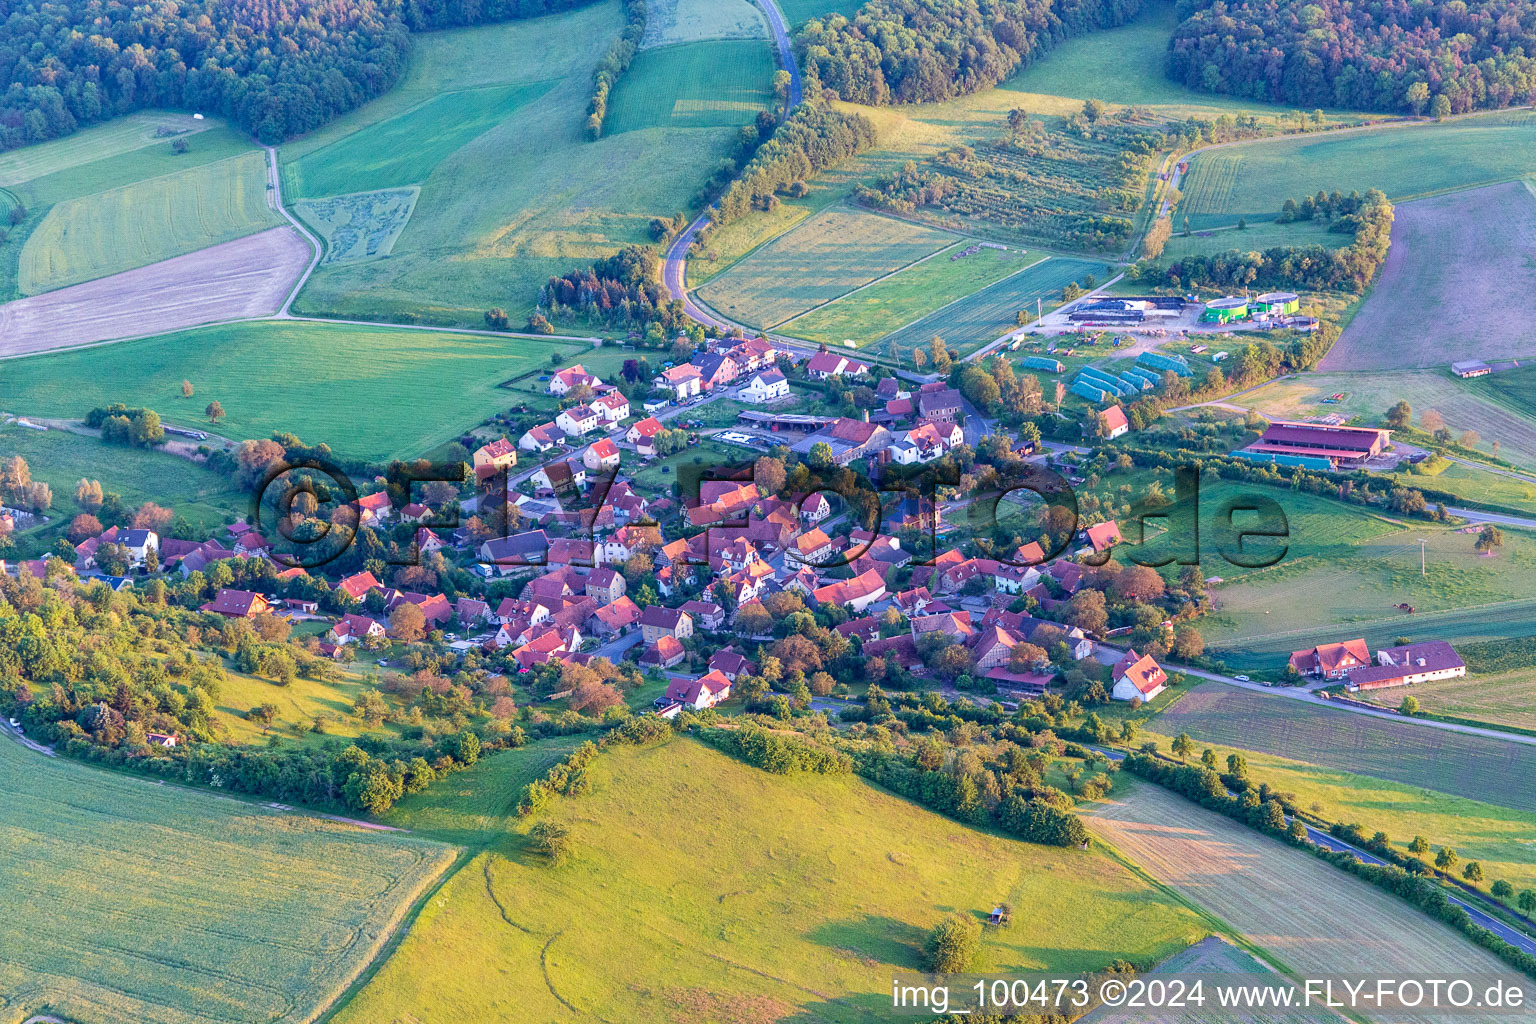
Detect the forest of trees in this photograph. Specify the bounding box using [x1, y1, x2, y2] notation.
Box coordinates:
[539, 244, 690, 330]
[0, 0, 595, 151]
[794, 0, 1145, 105]
[1166, 0, 1536, 113]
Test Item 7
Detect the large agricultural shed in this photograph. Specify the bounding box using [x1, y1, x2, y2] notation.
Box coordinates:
[1236, 420, 1391, 470]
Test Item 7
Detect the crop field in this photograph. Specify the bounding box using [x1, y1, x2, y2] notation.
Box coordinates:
[0, 735, 453, 1024]
[337, 738, 1205, 1024]
[642, 0, 766, 47]
[0, 320, 582, 461]
[605, 39, 774, 134]
[1241, 369, 1536, 470]
[1154, 683, 1536, 812]
[1323, 183, 1536, 370]
[1142, 731, 1536, 896]
[780, 244, 1039, 345]
[0, 424, 244, 553]
[296, 187, 420, 265]
[0, 112, 210, 187]
[284, 4, 772, 327]
[19, 151, 283, 295]
[1203, 517, 1536, 669]
[694, 206, 958, 328]
[1177, 109, 1536, 230]
[0, 227, 311, 357]
[284, 80, 556, 199]
[1085, 784, 1533, 1006]
[875, 255, 1111, 359]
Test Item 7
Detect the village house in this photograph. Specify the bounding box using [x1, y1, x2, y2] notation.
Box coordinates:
[799, 491, 831, 523]
[584, 437, 622, 472]
[555, 404, 601, 437]
[591, 390, 630, 424]
[548, 364, 602, 396]
[1112, 649, 1168, 701]
[805, 351, 871, 380]
[530, 460, 585, 494]
[640, 634, 687, 669]
[738, 369, 790, 404]
[519, 422, 565, 453]
[707, 649, 753, 680]
[328, 613, 386, 644]
[626, 416, 665, 456]
[678, 599, 725, 631]
[1081, 521, 1124, 555]
[584, 567, 625, 604]
[1098, 406, 1130, 440]
[117, 529, 159, 567]
[692, 352, 740, 391]
[355, 491, 394, 525]
[916, 386, 964, 422]
[639, 606, 694, 643]
[789, 527, 834, 566]
[655, 364, 703, 399]
[590, 596, 641, 635]
[478, 529, 551, 573]
[811, 567, 887, 614]
[473, 438, 518, 479]
[658, 669, 732, 711]
[1289, 639, 1370, 680]
[200, 589, 274, 618]
[724, 336, 777, 372]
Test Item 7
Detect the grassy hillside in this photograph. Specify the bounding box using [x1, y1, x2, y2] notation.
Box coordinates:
[337, 737, 1206, 1023]
[0, 321, 584, 461]
[1178, 110, 1536, 230]
[604, 39, 774, 134]
[283, 2, 773, 327]
[0, 735, 453, 1024]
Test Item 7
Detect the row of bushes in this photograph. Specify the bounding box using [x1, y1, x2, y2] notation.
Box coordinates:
[584, 0, 648, 140]
[1122, 753, 1536, 982]
[516, 714, 674, 814]
[694, 724, 853, 775]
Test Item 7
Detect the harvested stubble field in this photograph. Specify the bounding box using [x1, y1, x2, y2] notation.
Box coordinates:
[1154, 683, 1536, 812]
[0, 227, 310, 357]
[694, 205, 957, 328]
[1083, 937, 1331, 1024]
[0, 736, 453, 1024]
[1322, 182, 1536, 371]
[1177, 109, 1536, 231]
[1241, 369, 1536, 471]
[779, 244, 1039, 346]
[18, 150, 283, 295]
[604, 38, 774, 134]
[0, 320, 581, 461]
[874, 255, 1110, 358]
[1085, 785, 1534, 1019]
[340, 738, 1205, 1024]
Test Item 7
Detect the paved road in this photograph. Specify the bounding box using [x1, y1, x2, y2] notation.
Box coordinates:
[1446, 506, 1536, 530]
[0, 717, 54, 757]
[592, 630, 645, 661]
[755, 0, 803, 108]
[265, 146, 322, 317]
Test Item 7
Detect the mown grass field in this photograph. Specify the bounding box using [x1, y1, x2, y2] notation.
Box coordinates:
[338, 737, 1206, 1024]
[284, 3, 772, 327]
[875, 255, 1111, 359]
[212, 662, 395, 747]
[695, 206, 957, 329]
[605, 39, 774, 134]
[1323, 182, 1536, 370]
[0, 424, 245, 554]
[1355, 669, 1536, 733]
[641, 0, 766, 47]
[1389, 461, 1536, 513]
[18, 151, 282, 295]
[780, 244, 1040, 346]
[1141, 729, 1536, 898]
[1241, 369, 1536, 470]
[0, 121, 264, 303]
[1085, 784, 1534, 999]
[0, 736, 454, 1024]
[1177, 109, 1536, 230]
[1156, 217, 1349, 262]
[1153, 683, 1536, 813]
[0, 321, 583, 461]
[285, 80, 557, 199]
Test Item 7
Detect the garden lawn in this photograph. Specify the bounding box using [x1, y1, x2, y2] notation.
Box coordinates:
[1177, 109, 1536, 230]
[0, 423, 244, 553]
[780, 244, 1042, 346]
[0, 736, 453, 1024]
[335, 737, 1206, 1024]
[0, 321, 582, 462]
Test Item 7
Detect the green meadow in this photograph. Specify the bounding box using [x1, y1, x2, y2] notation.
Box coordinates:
[0, 321, 582, 461]
[604, 38, 775, 134]
[337, 737, 1206, 1024]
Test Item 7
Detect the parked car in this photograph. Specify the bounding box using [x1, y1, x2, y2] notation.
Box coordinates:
[1233, 674, 1250, 682]
[7, 718, 17, 728]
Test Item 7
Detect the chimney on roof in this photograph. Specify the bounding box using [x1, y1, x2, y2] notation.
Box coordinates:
[863, 409, 870, 423]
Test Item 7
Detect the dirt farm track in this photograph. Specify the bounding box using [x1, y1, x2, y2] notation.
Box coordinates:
[1321, 181, 1536, 371]
[0, 227, 311, 358]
